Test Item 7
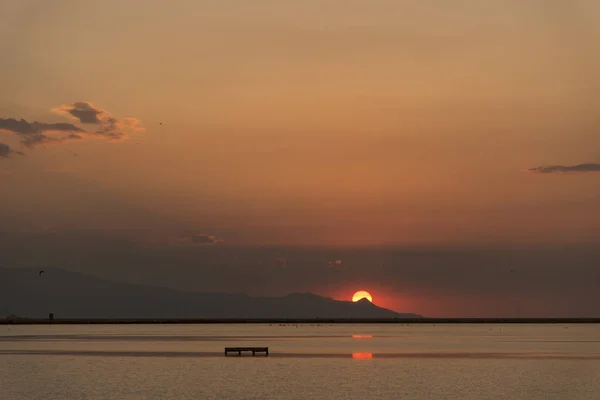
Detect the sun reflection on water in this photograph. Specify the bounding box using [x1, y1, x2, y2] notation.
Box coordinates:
[352, 353, 373, 359]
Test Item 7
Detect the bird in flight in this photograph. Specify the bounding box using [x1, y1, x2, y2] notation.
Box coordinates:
[39, 270, 45, 276]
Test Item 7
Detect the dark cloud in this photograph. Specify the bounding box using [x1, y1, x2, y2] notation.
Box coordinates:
[62, 101, 103, 124]
[53, 102, 143, 141]
[527, 163, 600, 174]
[0, 117, 84, 148]
[0, 143, 24, 158]
[0, 143, 12, 157]
[0, 118, 84, 135]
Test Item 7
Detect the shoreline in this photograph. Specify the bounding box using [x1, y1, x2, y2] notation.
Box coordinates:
[2, 318, 600, 325]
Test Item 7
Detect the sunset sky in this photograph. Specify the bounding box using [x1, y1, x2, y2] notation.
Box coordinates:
[1, 1, 600, 317]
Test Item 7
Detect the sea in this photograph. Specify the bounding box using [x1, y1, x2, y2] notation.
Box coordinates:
[1, 323, 599, 399]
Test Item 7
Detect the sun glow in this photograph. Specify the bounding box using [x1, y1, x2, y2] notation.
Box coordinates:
[352, 290, 373, 303]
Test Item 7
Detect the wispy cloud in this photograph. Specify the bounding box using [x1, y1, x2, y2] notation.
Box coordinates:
[191, 234, 223, 244]
[21, 134, 80, 148]
[526, 163, 600, 174]
[0, 142, 24, 158]
[0, 101, 144, 150]
[169, 232, 225, 247]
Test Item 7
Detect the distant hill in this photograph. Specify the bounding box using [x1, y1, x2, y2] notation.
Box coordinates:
[0, 267, 421, 319]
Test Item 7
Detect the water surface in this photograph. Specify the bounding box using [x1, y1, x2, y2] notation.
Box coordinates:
[1, 324, 598, 399]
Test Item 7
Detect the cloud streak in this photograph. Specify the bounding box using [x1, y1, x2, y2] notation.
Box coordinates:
[0, 143, 24, 158]
[527, 163, 600, 174]
[169, 232, 225, 247]
[0, 116, 85, 149]
[0, 118, 84, 136]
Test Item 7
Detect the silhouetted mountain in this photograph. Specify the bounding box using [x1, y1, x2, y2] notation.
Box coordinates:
[0, 267, 421, 319]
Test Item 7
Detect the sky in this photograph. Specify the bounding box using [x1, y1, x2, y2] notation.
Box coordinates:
[1, 0, 600, 317]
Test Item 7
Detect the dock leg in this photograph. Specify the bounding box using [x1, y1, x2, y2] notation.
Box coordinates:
[238, 351, 241, 356]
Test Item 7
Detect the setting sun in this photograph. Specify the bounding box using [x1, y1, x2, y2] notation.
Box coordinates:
[352, 291, 373, 303]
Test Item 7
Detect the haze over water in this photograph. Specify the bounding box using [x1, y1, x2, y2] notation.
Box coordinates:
[1, 324, 598, 399]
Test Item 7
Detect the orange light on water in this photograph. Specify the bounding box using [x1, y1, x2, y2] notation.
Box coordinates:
[352, 353, 373, 359]
[351, 334, 373, 339]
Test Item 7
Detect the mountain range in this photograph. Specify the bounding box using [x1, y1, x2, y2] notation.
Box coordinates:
[0, 267, 421, 319]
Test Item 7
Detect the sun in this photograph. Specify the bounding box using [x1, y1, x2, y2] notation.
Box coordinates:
[352, 290, 373, 303]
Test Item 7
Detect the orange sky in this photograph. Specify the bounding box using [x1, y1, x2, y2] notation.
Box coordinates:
[3, 1, 599, 246]
[1, 1, 600, 316]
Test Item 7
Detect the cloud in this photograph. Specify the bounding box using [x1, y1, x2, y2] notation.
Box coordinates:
[0, 118, 84, 135]
[52, 102, 144, 141]
[191, 234, 222, 244]
[0, 117, 85, 149]
[20, 134, 67, 148]
[0, 142, 24, 158]
[169, 232, 225, 247]
[0, 101, 144, 149]
[527, 163, 600, 174]
[57, 101, 104, 124]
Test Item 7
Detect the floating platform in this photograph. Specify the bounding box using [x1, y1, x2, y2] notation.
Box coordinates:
[225, 347, 268, 356]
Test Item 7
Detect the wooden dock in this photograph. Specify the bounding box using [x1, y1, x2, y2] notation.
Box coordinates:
[225, 347, 269, 357]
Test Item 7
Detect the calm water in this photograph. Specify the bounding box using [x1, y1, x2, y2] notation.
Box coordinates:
[1, 324, 599, 399]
